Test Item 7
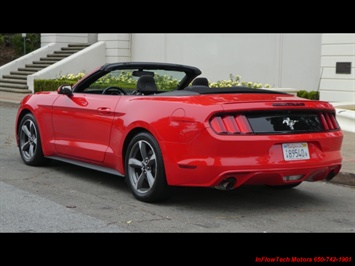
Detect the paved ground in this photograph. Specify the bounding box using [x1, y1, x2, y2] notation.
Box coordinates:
[0, 91, 354, 187]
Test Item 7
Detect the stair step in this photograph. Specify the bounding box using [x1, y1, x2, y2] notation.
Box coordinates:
[47, 54, 68, 58]
[0, 87, 32, 94]
[68, 43, 90, 48]
[39, 57, 61, 61]
[10, 71, 35, 76]
[25, 64, 47, 68]
[61, 47, 83, 52]
[17, 67, 40, 72]
[53, 51, 75, 55]
[32, 61, 54, 65]
[2, 75, 27, 80]
[0, 43, 91, 96]
[0, 78, 27, 85]
[0, 83, 28, 90]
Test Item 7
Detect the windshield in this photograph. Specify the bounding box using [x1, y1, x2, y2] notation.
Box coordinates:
[83, 68, 186, 93]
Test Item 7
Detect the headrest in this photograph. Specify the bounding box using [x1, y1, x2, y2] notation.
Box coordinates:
[192, 77, 209, 86]
[137, 75, 158, 92]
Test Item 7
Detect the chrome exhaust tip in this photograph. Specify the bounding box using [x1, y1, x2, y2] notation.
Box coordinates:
[215, 177, 236, 190]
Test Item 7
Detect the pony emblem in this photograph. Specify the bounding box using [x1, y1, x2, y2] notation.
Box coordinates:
[282, 117, 298, 130]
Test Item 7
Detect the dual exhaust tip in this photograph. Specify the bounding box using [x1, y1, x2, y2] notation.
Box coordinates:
[214, 168, 339, 191]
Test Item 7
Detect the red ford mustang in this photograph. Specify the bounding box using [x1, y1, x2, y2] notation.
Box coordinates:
[15, 62, 343, 202]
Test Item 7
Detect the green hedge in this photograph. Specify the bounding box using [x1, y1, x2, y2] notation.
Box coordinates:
[34, 79, 139, 92]
[34, 79, 77, 92]
[297, 90, 319, 100]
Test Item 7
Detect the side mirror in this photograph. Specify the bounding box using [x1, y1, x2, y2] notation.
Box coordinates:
[57, 85, 73, 97]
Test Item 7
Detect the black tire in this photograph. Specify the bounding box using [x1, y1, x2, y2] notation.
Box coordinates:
[18, 113, 49, 166]
[125, 132, 170, 203]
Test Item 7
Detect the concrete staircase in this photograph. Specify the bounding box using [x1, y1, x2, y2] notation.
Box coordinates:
[0, 43, 90, 94]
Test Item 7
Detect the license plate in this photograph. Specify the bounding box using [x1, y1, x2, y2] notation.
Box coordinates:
[282, 142, 310, 161]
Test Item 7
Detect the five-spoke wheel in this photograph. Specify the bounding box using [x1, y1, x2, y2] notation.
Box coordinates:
[18, 113, 49, 166]
[125, 132, 170, 203]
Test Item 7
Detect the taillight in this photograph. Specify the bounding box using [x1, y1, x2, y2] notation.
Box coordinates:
[210, 116, 228, 133]
[210, 114, 251, 134]
[329, 113, 340, 129]
[319, 112, 340, 131]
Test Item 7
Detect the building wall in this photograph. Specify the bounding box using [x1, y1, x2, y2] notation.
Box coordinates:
[98, 34, 131, 63]
[34, 33, 355, 103]
[88, 34, 98, 44]
[319, 34, 355, 102]
[130, 33, 322, 91]
[41, 34, 89, 47]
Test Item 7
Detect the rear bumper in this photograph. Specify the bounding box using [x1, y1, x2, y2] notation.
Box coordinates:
[162, 129, 343, 187]
[167, 160, 342, 188]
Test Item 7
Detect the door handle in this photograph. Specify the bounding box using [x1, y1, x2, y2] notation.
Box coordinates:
[97, 107, 111, 115]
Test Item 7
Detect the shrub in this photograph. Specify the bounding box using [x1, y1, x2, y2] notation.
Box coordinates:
[297, 90, 319, 100]
[308, 91, 320, 100]
[38, 71, 180, 92]
[209, 74, 272, 89]
[0, 33, 40, 56]
[34, 79, 77, 92]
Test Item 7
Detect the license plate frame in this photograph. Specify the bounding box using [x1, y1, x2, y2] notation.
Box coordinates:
[282, 142, 310, 161]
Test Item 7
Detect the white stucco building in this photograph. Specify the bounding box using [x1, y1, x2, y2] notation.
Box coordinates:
[319, 34, 355, 102]
[0, 33, 345, 104]
[40, 33, 354, 103]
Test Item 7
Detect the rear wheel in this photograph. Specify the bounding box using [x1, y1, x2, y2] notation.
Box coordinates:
[18, 113, 49, 166]
[125, 132, 170, 203]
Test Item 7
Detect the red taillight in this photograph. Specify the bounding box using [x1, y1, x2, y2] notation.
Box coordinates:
[329, 113, 340, 129]
[319, 114, 329, 130]
[319, 112, 340, 131]
[222, 115, 240, 133]
[210, 116, 227, 133]
[210, 114, 251, 134]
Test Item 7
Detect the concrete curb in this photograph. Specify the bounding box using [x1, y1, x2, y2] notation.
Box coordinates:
[328, 172, 355, 187]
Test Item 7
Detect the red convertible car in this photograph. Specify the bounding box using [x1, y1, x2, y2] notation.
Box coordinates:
[15, 62, 343, 202]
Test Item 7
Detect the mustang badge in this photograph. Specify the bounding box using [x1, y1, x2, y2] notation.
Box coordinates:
[282, 117, 298, 130]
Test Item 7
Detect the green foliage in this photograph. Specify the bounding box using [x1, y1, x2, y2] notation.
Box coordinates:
[297, 90, 308, 99]
[0, 33, 40, 56]
[34, 79, 77, 92]
[35, 70, 320, 100]
[297, 90, 319, 100]
[0, 35, 4, 46]
[209, 74, 272, 89]
[54, 71, 179, 91]
[95, 71, 138, 88]
[56, 72, 86, 82]
[308, 91, 320, 100]
[154, 74, 180, 90]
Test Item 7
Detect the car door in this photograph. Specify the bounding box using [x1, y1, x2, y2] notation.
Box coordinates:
[51, 93, 120, 162]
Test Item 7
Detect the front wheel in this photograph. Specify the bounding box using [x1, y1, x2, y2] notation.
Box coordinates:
[125, 132, 170, 203]
[18, 113, 49, 166]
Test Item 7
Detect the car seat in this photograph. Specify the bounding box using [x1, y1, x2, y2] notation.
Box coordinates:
[136, 75, 158, 95]
[192, 77, 209, 86]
